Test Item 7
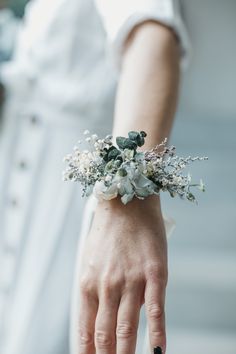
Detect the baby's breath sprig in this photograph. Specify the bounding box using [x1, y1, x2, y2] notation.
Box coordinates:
[63, 130, 208, 204]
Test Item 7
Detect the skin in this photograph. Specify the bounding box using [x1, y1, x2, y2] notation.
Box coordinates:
[77, 20, 180, 354]
[0, 0, 8, 9]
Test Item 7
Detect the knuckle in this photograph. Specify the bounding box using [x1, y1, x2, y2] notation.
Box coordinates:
[145, 263, 168, 284]
[116, 321, 137, 339]
[95, 329, 115, 348]
[150, 328, 166, 345]
[100, 275, 123, 295]
[128, 273, 145, 287]
[100, 277, 112, 293]
[79, 275, 95, 296]
[78, 327, 93, 346]
[124, 275, 145, 294]
[150, 327, 166, 345]
[146, 303, 164, 321]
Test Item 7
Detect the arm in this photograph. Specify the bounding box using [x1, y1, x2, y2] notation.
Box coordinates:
[77, 21, 180, 354]
[112, 20, 180, 148]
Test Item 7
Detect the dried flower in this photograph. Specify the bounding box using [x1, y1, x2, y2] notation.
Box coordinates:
[63, 130, 208, 204]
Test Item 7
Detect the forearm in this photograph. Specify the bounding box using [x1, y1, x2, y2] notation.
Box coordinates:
[96, 22, 180, 212]
[112, 20, 180, 150]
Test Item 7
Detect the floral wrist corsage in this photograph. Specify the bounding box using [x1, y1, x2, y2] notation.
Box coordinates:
[63, 130, 208, 204]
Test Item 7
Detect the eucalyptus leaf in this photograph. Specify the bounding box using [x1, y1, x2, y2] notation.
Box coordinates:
[135, 188, 151, 198]
[140, 131, 147, 137]
[108, 147, 121, 161]
[105, 160, 114, 172]
[133, 174, 153, 188]
[118, 168, 127, 177]
[128, 131, 145, 147]
[136, 135, 145, 147]
[128, 131, 139, 141]
[116, 136, 137, 150]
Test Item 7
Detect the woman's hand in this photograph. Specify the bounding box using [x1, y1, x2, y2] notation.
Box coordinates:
[77, 195, 168, 354]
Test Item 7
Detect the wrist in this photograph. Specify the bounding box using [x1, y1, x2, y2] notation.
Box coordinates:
[95, 194, 162, 217]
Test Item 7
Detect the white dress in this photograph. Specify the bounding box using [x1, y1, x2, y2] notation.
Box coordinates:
[0, 1, 189, 353]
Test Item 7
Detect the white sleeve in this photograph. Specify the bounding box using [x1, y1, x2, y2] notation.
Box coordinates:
[95, 0, 191, 71]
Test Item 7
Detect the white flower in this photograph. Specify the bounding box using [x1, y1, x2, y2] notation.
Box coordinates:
[91, 134, 98, 141]
[146, 162, 154, 174]
[133, 174, 157, 197]
[93, 180, 118, 201]
[161, 178, 168, 186]
[123, 149, 134, 160]
[115, 175, 133, 196]
[173, 176, 183, 185]
[121, 193, 135, 204]
[105, 175, 112, 182]
[126, 163, 137, 180]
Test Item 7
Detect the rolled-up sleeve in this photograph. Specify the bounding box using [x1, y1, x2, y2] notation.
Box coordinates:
[95, 0, 191, 71]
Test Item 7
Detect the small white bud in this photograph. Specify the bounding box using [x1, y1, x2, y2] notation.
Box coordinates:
[105, 175, 112, 182]
[91, 134, 98, 141]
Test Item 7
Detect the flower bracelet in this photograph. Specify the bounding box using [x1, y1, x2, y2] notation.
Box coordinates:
[63, 130, 208, 205]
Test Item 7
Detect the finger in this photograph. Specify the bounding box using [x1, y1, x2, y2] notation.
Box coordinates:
[94, 289, 120, 354]
[116, 291, 142, 354]
[144, 279, 166, 353]
[78, 283, 98, 354]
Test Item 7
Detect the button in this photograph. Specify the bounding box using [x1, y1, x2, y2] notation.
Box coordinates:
[17, 160, 28, 170]
[8, 197, 19, 208]
[29, 114, 40, 125]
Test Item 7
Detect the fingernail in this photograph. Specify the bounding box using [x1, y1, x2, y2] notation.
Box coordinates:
[153, 346, 162, 354]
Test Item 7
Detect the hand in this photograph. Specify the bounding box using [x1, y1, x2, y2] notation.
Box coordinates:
[77, 196, 168, 354]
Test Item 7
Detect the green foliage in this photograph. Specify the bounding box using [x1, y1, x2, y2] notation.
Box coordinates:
[128, 131, 145, 147]
[116, 136, 137, 150]
[103, 146, 120, 162]
[107, 147, 121, 161]
[118, 168, 127, 177]
[116, 130, 147, 150]
[104, 160, 114, 172]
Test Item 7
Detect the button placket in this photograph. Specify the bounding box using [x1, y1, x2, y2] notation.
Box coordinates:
[0, 110, 45, 337]
[4, 111, 44, 247]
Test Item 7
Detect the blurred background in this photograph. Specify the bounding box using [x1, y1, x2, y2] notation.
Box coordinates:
[165, 1, 236, 353]
[0, 1, 235, 354]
